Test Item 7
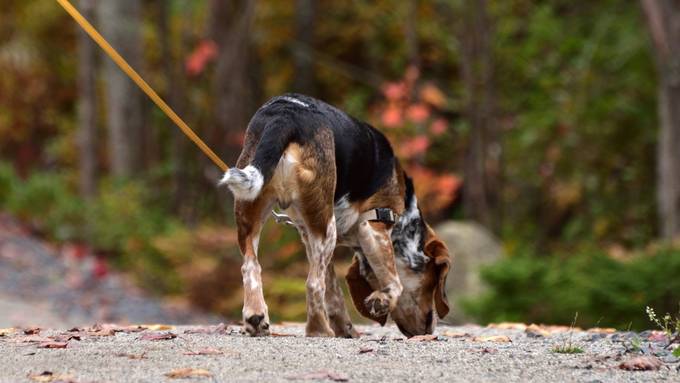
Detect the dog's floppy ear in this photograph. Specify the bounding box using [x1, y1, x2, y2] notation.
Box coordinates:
[345, 256, 388, 326]
[425, 237, 451, 319]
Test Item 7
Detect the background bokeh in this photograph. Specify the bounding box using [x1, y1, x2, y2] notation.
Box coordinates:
[0, 0, 679, 330]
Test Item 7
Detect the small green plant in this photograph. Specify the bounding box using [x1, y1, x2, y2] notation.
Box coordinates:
[552, 312, 585, 354]
[645, 305, 680, 338]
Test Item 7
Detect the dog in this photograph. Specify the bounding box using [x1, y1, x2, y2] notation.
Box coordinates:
[220, 93, 451, 338]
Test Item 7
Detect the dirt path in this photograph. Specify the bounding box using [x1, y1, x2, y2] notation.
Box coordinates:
[0, 323, 677, 382]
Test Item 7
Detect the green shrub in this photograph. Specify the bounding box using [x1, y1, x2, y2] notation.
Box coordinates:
[462, 248, 680, 330]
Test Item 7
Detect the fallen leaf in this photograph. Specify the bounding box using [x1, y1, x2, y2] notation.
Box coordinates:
[27, 371, 76, 382]
[473, 335, 512, 343]
[286, 370, 349, 381]
[442, 331, 470, 338]
[87, 329, 116, 337]
[587, 327, 616, 334]
[407, 334, 439, 342]
[143, 324, 175, 331]
[140, 332, 177, 341]
[358, 346, 374, 354]
[647, 331, 668, 343]
[525, 324, 551, 338]
[37, 342, 68, 349]
[23, 327, 41, 335]
[184, 348, 223, 356]
[164, 368, 212, 379]
[18, 335, 53, 343]
[619, 356, 663, 371]
[115, 352, 147, 360]
[0, 328, 15, 336]
[270, 332, 296, 337]
[49, 334, 80, 342]
[183, 323, 228, 335]
[487, 322, 526, 330]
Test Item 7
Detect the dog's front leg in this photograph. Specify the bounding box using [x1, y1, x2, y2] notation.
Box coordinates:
[356, 221, 403, 318]
[324, 255, 359, 338]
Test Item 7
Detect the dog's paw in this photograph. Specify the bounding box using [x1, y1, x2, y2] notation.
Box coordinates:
[243, 313, 270, 337]
[364, 291, 391, 317]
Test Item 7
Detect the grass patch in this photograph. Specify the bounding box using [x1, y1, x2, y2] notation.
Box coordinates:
[552, 344, 584, 354]
[551, 312, 584, 355]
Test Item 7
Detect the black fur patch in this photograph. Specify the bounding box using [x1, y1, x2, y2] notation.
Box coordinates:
[245, 93, 395, 202]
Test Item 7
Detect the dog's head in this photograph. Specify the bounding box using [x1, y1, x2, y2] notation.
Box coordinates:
[346, 176, 451, 337]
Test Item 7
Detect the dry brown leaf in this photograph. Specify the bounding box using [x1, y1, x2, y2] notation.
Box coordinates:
[140, 332, 177, 341]
[442, 331, 470, 338]
[473, 335, 512, 343]
[285, 370, 349, 381]
[487, 322, 526, 330]
[37, 342, 68, 349]
[184, 348, 223, 356]
[164, 368, 212, 379]
[619, 356, 663, 371]
[407, 334, 439, 342]
[49, 334, 80, 342]
[358, 346, 374, 354]
[87, 329, 116, 337]
[27, 371, 76, 383]
[270, 332, 296, 337]
[18, 335, 53, 343]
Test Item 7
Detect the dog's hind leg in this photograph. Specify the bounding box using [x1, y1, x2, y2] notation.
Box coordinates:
[235, 193, 275, 336]
[325, 253, 359, 338]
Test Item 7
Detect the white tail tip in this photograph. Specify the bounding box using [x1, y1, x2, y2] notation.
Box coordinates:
[219, 165, 264, 201]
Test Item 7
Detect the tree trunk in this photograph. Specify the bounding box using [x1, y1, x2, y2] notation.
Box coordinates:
[458, 0, 502, 233]
[293, 0, 315, 95]
[640, 0, 680, 240]
[210, 0, 259, 165]
[77, 0, 98, 198]
[98, 0, 144, 178]
[157, 1, 189, 214]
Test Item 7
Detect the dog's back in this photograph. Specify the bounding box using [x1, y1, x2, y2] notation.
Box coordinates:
[220, 93, 395, 204]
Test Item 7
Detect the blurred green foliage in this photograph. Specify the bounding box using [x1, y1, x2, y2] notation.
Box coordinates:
[462, 247, 680, 330]
[0, 0, 673, 325]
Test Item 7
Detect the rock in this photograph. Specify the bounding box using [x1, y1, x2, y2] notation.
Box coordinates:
[434, 221, 503, 323]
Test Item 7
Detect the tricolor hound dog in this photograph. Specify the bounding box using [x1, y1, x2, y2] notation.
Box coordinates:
[220, 94, 451, 338]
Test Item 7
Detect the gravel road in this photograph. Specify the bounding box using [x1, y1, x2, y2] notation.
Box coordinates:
[0, 323, 677, 383]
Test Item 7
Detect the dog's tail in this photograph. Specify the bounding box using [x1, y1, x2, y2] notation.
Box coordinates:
[219, 120, 297, 201]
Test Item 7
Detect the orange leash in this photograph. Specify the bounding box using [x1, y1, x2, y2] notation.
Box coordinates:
[56, 0, 229, 172]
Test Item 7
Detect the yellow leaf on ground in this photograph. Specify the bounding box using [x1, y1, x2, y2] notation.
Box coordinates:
[28, 371, 75, 382]
[442, 331, 470, 338]
[143, 324, 175, 331]
[164, 368, 212, 379]
[587, 327, 616, 334]
[473, 335, 512, 343]
[525, 324, 551, 337]
[487, 323, 526, 330]
[0, 328, 15, 336]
